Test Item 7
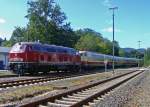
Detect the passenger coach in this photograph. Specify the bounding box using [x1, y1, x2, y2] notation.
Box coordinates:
[79, 51, 139, 69]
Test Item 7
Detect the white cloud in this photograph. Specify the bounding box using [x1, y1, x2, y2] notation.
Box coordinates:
[0, 18, 6, 24]
[101, 27, 122, 33]
[102, 0, 112, 7]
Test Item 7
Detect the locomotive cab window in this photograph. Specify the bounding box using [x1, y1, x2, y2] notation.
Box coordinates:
[25, 45, 32, 51]
[10, 43, 26, 52]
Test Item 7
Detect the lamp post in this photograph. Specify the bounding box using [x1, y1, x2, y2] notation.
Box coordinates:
[109, 6, 118, 74]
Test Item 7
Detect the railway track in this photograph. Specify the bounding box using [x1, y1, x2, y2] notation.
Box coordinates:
[0, 68, 138, 89]
[19, 69, 144, 107]
[0, 70, 112, 90]
[0, 73, 80, 89]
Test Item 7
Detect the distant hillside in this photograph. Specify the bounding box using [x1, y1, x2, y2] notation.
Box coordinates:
[137, 48, 146, 54]
[122, 48, 135, 53]
[121, 48, 145, 58]
[123, 48, 145, 53]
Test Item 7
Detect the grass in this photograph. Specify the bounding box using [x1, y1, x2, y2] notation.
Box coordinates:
[0, 71, 16, 76]
[0, 85, 54, 104]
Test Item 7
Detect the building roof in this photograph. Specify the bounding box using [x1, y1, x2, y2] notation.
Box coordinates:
[0, 47, 11, 53]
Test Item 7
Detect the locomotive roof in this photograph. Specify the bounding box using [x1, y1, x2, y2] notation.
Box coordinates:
[14, 42, 77, 55]
[19, 42, 41, 45]
[19, 42, 76, 50]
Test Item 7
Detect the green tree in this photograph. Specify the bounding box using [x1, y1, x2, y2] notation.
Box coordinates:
[1, 40, 12, 47]
[75, 34, 102, 52]
[100, 39, 112, 54]
[144, 48, 150, 66]
[114, 41, 120, 56]
[75, 29, 104, 52]
[75, 28, 120, 55]
[26, 0, 76, 47]
[10, 27, 27, 45]
[119, 48, 126, 57]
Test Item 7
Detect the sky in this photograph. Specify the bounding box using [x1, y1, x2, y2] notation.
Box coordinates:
[0, 0, 150, 49]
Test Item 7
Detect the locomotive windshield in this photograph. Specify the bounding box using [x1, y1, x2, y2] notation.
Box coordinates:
[10, 43, 26, 52]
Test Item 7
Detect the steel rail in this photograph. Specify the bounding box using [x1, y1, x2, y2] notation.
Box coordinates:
[19, 69, 143, 107]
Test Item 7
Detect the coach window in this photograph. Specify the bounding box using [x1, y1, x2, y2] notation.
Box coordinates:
[20, 44, 26, 51]
[84, 53, 87, 56]
[80, 52, 86, 56]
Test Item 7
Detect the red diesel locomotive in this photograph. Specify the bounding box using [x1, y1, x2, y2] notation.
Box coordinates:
[9, 42, 81, 75]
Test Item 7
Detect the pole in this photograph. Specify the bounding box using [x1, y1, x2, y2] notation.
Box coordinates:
[109, 7, 118, 74]
[27, 26, 29, 42]
[144, 48, 147, 66]
[104, 55, 107, 72]
[138, 41, 141, 67]
[112, 10, 115, 74]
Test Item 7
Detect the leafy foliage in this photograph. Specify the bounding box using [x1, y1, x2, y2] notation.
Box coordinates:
[10, 27, 27, 45]
[75, 28, 120, 55]
[25, 0, 77, 47]
[144, 48, 150, 66]
[120, 48, 144, 58]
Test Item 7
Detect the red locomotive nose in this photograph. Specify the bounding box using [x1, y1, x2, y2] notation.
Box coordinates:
[9, 43, 27, 62]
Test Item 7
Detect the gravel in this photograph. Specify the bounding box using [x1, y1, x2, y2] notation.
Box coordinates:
[91, 69, 148, 107]
[124, 69, 150, 107]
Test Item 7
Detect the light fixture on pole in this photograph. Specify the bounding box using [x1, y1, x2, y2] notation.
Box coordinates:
[109, 6, 118, 74]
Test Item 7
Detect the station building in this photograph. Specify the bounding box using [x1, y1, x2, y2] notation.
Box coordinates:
[0, 47, 11, 69]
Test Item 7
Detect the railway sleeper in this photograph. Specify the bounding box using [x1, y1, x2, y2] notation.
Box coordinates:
[61, 97, 81, 102]
[38, 105, 47, 107]
[47, 102, 70, 107]
[55, 99, 76, 105]
[76, 92, 91, 96]
[67, 95, 85, 100]
[72, 93, 88, 97]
